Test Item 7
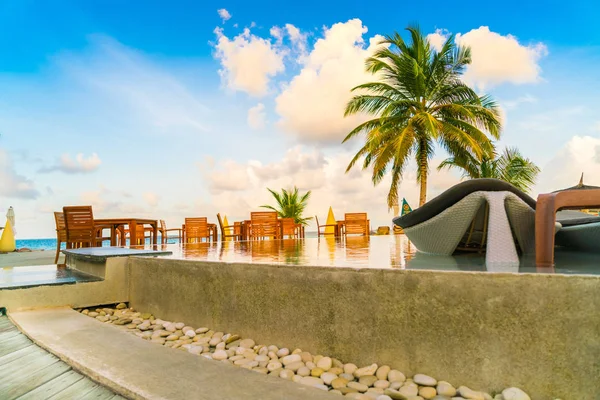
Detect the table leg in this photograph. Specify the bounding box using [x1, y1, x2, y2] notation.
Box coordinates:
[535, 195, 557, 267]
[110, 226, 117, 246]
[152, 222, 158, 246]
[129, 220, 137, 248]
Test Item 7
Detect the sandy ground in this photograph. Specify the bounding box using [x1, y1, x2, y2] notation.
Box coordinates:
[0, 250, 59, 267]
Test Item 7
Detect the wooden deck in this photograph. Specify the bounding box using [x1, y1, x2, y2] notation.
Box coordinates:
[0, 316, 125, 399]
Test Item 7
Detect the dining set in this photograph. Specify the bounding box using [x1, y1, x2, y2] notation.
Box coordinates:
[53, 206, 371, 264]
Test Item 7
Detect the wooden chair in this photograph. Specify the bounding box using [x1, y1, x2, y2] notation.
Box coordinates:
[216, 213, 242, 241]
[315, 215, 339, 236]
[53, 212, 67, 264]
[159, 219, 182, 244]
[344, 213, 370, 236]
[62, 206, 110, 249]
[249, 211, 280, 240]
[280, 217, 300, 239]
[184, 217, 211, 243]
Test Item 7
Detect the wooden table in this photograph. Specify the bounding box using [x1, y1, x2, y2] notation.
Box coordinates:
[535, 189, 600, 266]
[94, 218, 158, 247]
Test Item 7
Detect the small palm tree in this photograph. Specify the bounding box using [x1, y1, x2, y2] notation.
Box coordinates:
[343, 25, 502, 208]
[437, 146, 540, 192]
[261, 187, 313, 226]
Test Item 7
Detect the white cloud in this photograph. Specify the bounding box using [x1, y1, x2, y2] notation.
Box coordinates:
[426, 29, 450, 52]
[199, 146, 460, 229]
[247, 103, 266, 130]
[285, 24, 308, 58]
[0, 149, 39, 199]
[143, 192, 159, 208]
[60, 36, 208, 134]
[503, 94, 538, 110]
[455, 26, 548, 89]
[535, 136, 600, 194]
[275, 19, 385, 144]
[217, 8, 231, 23]
[213, 27, 286, 97]
[39, 152, 101, 174]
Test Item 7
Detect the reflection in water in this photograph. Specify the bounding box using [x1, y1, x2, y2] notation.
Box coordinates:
[159, 235, 600, 275]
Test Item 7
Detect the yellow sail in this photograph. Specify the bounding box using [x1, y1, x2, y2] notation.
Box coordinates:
[325, 206, 336, 235]
[0, 219, 16, 252]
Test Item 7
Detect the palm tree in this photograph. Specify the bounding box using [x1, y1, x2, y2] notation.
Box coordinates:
[437, 146, 540, 192]
[343, 26, 502, 207]
[261, 187, 313, 225]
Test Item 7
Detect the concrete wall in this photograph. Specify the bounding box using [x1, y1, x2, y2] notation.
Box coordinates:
[129, 257, 600, 399]
[0, 257, 129, 310]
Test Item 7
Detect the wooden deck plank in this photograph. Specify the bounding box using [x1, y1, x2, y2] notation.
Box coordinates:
[0, 352, 60, 384]
[0, 335, 32, 357]
[79, 385, 121, 400]
[0, 348, 57, 372]
[2, 361, 72, 399]
[0, 329, 24, 342]
[0, 316, 121, 400]
[0, 345, 38, 367]
[47, 377, 100, 400]
[16, 370, 84, 400]
[0, 321, 18, 333]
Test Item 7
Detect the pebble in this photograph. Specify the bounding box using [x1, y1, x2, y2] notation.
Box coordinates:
[321, 372, 338, 385]
[79, 306, 534, 400]
[457, 386, 485, 400]
[332, 377, 350, 389]
[419, 387, 437, 399]
[501, 388, 530, 400]
[276, 348, 290, 357]
[359, 375, 378, 387]
[414, 374, 437, 387]
[344, 363, 358, 375]
[285, 361, 304, 372]
[212, 350, 228, 360]
[376, 365, 390, 381]
[388, 370, 406, 383]
[281, 354, 302, 365]
[373, 380, 390, 389]
[354, 363, 378, 377]
[348, 382, 369, 393]
[279, 370, 294, 380]
[316, 356, 333, 371]
[267, 361, 282, 371]
[437, 382, 457, 397]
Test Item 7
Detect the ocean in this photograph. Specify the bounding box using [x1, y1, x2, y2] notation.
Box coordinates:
[16, 232, 320, 251]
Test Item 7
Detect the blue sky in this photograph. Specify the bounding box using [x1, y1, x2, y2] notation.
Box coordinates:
[1, 1, 600, 238]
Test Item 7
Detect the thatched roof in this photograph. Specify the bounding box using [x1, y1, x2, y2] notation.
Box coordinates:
[553, 173, 600, 192]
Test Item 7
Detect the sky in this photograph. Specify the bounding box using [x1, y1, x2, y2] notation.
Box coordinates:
[1, 1, 600, 238]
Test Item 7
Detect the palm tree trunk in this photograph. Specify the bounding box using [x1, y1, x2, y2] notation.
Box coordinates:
[419, 149, 428, 206]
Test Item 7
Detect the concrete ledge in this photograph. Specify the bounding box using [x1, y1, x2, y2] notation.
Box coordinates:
[0, 257, 129, 311]
[129, 257, 600, 399]
[9, 308, 338, 400]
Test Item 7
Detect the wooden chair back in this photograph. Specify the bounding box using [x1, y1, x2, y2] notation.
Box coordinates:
[63, 206, 96, 248]
[54, 212, 67, 242]
[185, 217, 209, 243]
[250, 211, 279, 240]
[216, 213, 226, 237]
[280, 217, 297, 238]
[344, 213, 369, 236]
